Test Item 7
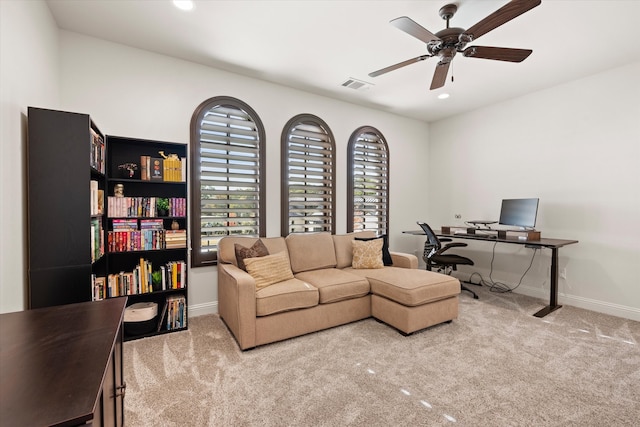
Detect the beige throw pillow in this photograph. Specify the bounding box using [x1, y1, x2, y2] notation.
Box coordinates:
[244, 251, 294, 289]
[352, 239, 384, 269]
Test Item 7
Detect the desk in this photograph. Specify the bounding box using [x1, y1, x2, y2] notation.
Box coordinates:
[0, 298, 127, 426]
[403, 230, 578, 318]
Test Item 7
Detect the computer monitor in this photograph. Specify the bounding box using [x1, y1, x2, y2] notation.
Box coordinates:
[498, 198, 539, 229]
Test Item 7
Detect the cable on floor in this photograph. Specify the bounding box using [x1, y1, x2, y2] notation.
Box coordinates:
[467, 243, 539, 293]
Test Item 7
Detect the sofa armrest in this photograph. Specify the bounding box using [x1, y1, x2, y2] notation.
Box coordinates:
[218, 263, 258, 350]
[389, 252, 418, 269]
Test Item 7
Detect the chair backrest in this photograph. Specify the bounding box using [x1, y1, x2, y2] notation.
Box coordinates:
[417, 222, 441, 261]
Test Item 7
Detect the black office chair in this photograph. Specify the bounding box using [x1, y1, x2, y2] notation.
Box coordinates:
[417, 222, 479, 299]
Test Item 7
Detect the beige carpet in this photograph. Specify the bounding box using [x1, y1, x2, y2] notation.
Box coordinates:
[123, 286, 640, 426]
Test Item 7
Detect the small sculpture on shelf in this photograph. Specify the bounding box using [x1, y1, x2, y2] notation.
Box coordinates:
[114, 183, 124, 198]
[118, 162, 138, 178]
[171, 220, 180, 230]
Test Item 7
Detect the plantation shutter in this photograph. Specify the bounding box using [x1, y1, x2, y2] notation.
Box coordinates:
[283, 116, 335, 235]
[192, 99, 264, 265]
[350, 128, 389, 234]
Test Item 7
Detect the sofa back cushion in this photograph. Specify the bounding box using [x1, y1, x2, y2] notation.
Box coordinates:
[285, 232, 337, 273]
[332, 231, 376, 269]
[218, 236, 288, 267]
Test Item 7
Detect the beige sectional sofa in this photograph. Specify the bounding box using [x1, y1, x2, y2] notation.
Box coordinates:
[217, 231, 460, 350]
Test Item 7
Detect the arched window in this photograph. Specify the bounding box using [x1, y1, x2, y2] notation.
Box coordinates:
[347, 126, 389, 234]
[281, 114, 335, 236]
[190, 96, 265, 266]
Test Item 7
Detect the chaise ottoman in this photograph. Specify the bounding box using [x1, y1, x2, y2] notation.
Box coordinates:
[347, 267, 461, 334]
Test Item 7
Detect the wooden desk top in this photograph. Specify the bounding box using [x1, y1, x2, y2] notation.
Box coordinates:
[403, 229, 578, 248]
[0, 298, 126, 427]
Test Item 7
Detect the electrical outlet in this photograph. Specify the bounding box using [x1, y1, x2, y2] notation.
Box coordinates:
[454, 214, 462, 219]
[560, 268, 567, 279]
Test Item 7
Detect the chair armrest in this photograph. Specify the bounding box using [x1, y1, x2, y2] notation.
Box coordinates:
[389, 252, 418, 269]
[437, 242, 468, 255]
[218, 263, 258, 350]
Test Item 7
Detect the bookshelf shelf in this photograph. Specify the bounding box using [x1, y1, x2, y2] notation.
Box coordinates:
[27, 108, 188, 341]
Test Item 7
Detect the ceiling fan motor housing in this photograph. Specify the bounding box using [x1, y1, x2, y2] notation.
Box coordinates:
[430, 27, 468, 59]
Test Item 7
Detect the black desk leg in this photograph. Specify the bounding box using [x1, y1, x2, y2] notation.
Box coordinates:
[533, 247, 562, 318]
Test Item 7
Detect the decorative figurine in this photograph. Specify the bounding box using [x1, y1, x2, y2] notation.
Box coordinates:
[114, 183, 124, 198]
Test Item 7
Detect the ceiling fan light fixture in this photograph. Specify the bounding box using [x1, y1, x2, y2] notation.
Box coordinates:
[173, 0, 194, 11]
[438, 93, 450, 100]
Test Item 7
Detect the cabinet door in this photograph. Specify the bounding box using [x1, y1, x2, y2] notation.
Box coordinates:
[28, 108, 92, 269]
[101, 325, 125, 427]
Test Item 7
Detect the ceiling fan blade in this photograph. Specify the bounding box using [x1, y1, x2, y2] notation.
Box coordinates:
[390, 16, 441, 44]
[430, 62, 451, 90]
[465, 0, 541, 42]
[462, 46, 533, 62]
[369, 55, 429, 78]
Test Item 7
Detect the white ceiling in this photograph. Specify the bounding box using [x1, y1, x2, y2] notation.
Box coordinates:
[46, 0, 640, 122]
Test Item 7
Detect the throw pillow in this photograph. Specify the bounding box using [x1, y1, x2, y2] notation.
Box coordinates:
[355, 234, 393, 266]
[352, 239, 384, 269]
[243, 251, 294, 289]
[235, 239, 269, 271]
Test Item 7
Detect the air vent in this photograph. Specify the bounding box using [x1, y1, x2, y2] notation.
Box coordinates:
[341, 78, 373, 91]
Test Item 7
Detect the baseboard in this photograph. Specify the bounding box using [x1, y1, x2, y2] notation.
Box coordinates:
[456, 273, 640, 322]
[515, 285, 640, 322]
[189, 301, 218, 318]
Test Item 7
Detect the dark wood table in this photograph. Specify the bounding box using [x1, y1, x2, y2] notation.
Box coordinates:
[0, 298, 126, 426]
[403, 229, 578, 317]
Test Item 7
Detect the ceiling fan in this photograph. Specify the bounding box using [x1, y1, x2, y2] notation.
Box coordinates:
[369, 0, 541, 90]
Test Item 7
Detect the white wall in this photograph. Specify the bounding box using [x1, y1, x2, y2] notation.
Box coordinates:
[0, 0, 60, 313]
[425, 62, 640, 320]
[2, 1, 637, 321]
[55, 31, 430, 316]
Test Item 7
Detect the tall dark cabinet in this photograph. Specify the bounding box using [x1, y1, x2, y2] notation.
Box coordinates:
[27, 107, 105, 309]
[27, 107, 188, 340]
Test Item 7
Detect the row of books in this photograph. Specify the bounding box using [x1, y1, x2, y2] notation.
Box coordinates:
[107, 196, 186, 218]
[165, 294, 187, 331]
[90, 180, 104, 216]
[108, 229, 186, 252]
[90, 128, 105, 173]
[165, 229, 187, 249]
[113, 218, 165, 230]
[90, 217, 104, 263]
[140, 155, 186, 182]
[91, 259, 186, 300]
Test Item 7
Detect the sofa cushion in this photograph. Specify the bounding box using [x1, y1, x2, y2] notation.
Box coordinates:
[244, 251, 294, 289]
[294, 268, 370, 304]
[355, 234, 393, 266]
[234, 239, 269, 271]
[255, 278, 319, 316]
[346, 267, 460, 307]
[285, 232, 337, 273]
[352, 239, 384, 269]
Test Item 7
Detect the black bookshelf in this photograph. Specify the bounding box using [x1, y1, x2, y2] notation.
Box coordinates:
[27, 107, 106, 309]
[27, 108, 188, 340]
[106, 136, 188, 341]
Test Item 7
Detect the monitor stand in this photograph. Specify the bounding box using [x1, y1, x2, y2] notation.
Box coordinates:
[466, 220, 497, 229]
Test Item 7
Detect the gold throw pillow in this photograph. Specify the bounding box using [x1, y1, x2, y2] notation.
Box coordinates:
[352, 239, 384, 269]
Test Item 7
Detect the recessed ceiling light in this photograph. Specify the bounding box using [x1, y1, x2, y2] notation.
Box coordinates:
[173, 0, 194, 11]
[437, 93, 450, 100]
